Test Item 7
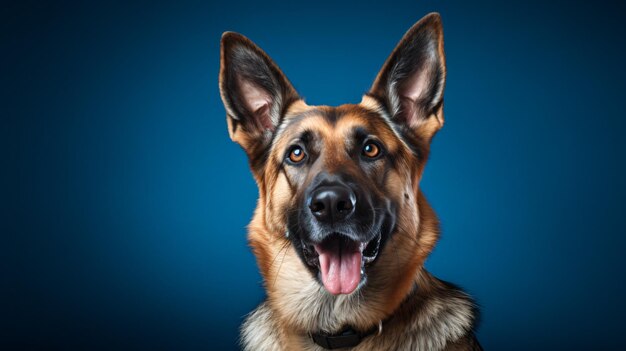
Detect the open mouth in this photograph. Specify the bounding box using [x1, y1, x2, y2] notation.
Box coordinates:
[301, 233, 382, 295]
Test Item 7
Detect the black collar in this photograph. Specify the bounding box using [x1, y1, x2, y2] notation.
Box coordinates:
[310, 320, 383, 349]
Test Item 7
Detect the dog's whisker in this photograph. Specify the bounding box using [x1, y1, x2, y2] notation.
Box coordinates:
[271, 242, 291, 289]
[267, 239, 291, 271]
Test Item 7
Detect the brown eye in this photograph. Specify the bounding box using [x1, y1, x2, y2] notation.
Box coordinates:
[362, 142, 381, 158]
[288, 146, 306, 163]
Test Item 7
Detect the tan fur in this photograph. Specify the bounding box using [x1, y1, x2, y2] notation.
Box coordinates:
[239, 103, 477, 349]
[219, 12, 480, 351]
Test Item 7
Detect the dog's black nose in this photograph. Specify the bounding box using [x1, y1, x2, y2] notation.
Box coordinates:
[308, 185, 356, 223]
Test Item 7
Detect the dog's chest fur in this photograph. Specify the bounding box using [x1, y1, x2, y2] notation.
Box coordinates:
[241, 272, 478, 351]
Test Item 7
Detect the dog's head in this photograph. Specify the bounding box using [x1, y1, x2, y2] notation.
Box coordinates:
[219, 13, 445, 298]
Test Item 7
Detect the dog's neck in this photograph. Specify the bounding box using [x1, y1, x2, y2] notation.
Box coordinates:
[258, 237, 430, 334]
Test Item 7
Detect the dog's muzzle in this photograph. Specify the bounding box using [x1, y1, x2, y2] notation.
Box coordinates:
[287, 173, 394, 296]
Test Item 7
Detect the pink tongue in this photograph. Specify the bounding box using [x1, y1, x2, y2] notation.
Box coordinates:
[315, 240, 362, 295]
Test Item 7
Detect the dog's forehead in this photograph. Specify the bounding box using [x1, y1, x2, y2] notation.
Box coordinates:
[272, 103, 402, 153]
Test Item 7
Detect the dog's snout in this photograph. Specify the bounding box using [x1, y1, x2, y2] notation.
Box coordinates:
[308, 184, 356, 223]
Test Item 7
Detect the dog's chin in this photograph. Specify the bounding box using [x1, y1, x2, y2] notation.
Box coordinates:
[300, 232, 382, 296]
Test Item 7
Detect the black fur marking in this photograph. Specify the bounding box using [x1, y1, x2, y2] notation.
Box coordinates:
[299, 130, 313, 145]
[351, 127, 370, 145]
[320, 108, 338, 125]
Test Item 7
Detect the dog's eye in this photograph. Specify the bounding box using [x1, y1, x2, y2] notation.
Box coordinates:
[288, 146, 306, 163]
[362, 142, 381, 159]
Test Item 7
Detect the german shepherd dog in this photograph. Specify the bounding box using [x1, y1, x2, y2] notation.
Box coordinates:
[218, 13, 481, 350]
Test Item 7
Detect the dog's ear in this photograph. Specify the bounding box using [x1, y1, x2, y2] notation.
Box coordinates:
[219, 32, 300, 158]
[368, 13, 446, 140]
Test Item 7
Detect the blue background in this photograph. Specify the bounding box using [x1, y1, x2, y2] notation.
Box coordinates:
[4, 0, 626, 349]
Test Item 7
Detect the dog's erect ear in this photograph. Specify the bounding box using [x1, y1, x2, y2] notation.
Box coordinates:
[368, 13, 446, 138]
[219, 32, 300, 156]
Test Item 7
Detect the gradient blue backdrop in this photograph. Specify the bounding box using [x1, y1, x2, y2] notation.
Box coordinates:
[4, 0, 626, 349]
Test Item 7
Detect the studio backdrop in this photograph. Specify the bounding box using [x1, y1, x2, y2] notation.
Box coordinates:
[4, 0, 626, 349]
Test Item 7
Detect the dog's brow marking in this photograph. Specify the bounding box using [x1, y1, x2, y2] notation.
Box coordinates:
[352, 126, 370, 141]
[297, 130, 313, 145]
[272, 109, 323, 148]
[273, 114, 334, 156]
